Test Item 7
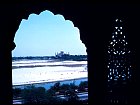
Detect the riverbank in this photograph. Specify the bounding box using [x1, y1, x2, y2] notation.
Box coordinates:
[13, 77, 87, 86]
[13, 77, 88, 90]
[12, 60, 87, 86]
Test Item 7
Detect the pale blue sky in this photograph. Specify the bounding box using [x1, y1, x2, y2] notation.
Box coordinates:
[12, 10, 87, 57]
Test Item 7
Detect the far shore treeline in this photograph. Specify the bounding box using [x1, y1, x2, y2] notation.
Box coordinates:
[12, 55, 87, 61]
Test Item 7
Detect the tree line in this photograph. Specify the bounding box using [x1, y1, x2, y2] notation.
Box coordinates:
[13, 81, 88, 104]
[12, 55, 87, 61]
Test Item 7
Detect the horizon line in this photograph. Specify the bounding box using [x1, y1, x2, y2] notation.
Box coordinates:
[12, 54, 87, 57]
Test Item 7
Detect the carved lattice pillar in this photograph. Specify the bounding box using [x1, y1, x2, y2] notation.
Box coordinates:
[106, 18, 134, 104]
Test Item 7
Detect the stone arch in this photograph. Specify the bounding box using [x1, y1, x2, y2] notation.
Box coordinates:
[12, 5, 88, 104]
[0, 3, 90, 104]
[13, 3, 88, 49]
[13, 9, 87, 56]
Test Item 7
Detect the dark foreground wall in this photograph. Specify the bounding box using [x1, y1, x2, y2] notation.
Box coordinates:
[0, 1, 140, 104]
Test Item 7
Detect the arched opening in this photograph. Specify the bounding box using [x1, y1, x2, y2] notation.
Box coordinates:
[12, 10, 88, 104]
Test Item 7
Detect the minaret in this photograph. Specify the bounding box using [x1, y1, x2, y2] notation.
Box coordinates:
[107, 18, 132, 84]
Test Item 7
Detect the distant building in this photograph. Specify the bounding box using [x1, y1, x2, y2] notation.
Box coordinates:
[55, 51, 70, 58]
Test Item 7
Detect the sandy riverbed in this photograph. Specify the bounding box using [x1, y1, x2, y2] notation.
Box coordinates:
[12, 60, 88, 85]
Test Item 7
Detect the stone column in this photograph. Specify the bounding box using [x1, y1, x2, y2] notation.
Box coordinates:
[0, 40, 16, 104]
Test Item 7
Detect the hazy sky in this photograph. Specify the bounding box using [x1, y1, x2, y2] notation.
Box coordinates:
[12, 10, 87, 57]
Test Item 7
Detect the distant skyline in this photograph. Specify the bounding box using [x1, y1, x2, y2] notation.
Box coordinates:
[12, 10, 87, 57]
